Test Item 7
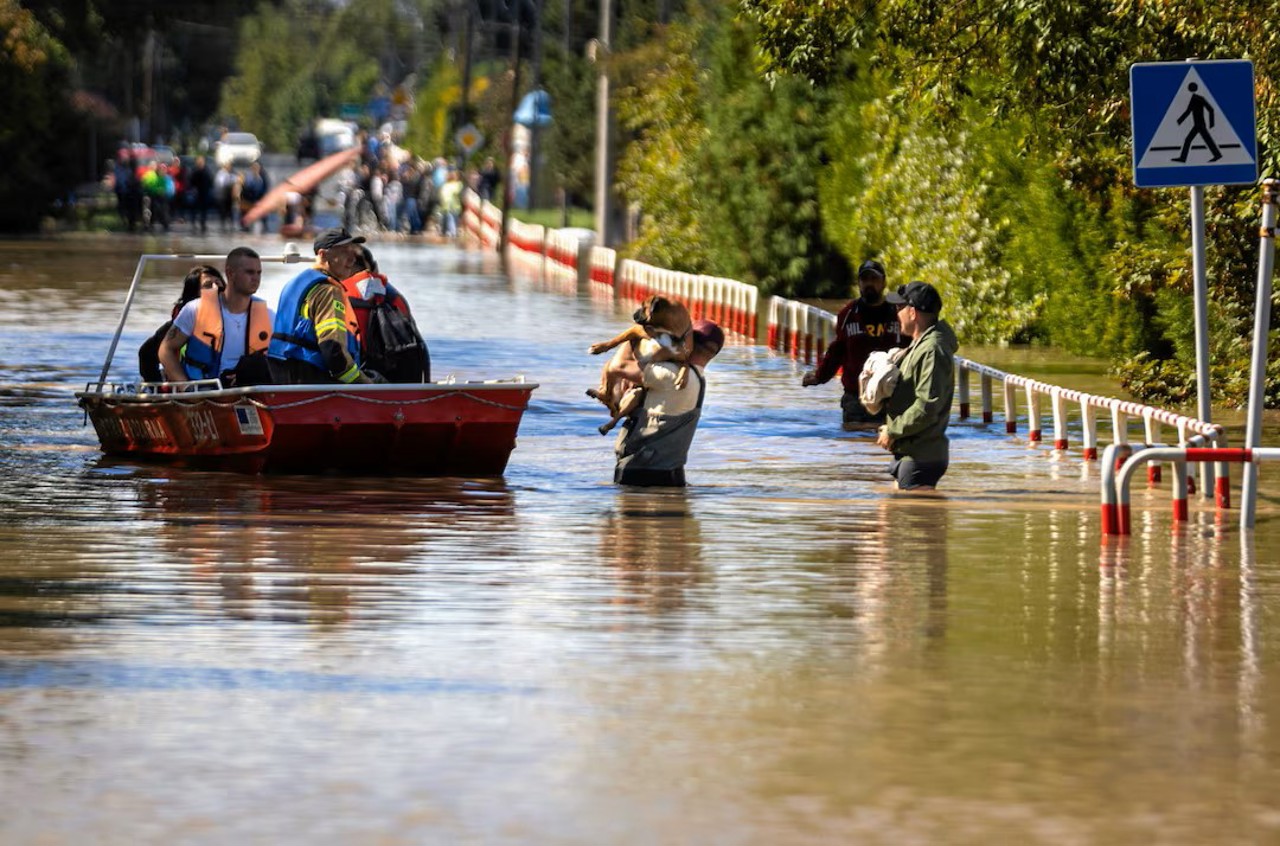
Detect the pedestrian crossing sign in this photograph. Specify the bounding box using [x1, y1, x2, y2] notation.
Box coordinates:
[1131, 60, 1256, 188]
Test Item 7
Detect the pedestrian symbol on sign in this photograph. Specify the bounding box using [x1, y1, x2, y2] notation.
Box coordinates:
[1135, 68, 1253, 170]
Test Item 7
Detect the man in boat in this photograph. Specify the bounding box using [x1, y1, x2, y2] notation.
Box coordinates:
[341, 246, 431, 382]
[157, 247, 274, 388]
[267, 227, 379, 385]
[801, 258, 907, 430]
[875, 281, 959, 491]
[613, 319, 724, 487]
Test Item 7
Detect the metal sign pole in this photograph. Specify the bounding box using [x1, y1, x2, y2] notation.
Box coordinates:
[1190, 185, 1213, 497]
[1242, 179, 1278, 529]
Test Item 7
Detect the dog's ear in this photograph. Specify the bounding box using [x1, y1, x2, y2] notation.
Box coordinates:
[634, 296, 659, 325]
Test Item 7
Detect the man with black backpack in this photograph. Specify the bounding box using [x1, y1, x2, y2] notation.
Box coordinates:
[340, 246, 431, 383]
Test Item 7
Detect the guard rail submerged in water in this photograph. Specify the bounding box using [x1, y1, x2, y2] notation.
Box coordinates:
[462, 192, 1235, 530]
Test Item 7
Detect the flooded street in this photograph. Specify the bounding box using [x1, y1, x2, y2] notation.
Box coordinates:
[4, 234, 1280, 844]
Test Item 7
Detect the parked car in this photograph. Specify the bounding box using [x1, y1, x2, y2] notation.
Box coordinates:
[215, 132, 262, 167]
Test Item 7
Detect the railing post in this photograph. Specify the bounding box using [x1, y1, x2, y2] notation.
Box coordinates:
[1081, 398, 1099, 460]
[981, 374, 993, 423]
[958, 366, 971, 420]
[1144, 409, 1162, 484]
[1025, 383, 1042, 442]
[1051, 387, 1067, 450]
[1003, 379, 1018, 434]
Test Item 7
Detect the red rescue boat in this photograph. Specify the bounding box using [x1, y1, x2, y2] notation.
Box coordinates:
[77, 252, 537, 475]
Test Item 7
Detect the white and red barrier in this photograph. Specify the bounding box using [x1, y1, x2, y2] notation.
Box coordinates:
[1101, 445, 1280, 535]
[504, 218, 545, 270]
[588, 246, 618, 288]
[766, 297, 833, 363]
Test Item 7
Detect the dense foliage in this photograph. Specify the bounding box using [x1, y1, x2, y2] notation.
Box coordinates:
[716, 0, 1280, 407]
[0, 0, 89, 229]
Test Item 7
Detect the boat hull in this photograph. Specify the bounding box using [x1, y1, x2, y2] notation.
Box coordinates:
[77, 382, 537, 476]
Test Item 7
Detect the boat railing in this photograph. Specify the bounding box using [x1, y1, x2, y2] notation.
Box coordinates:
[83, 378, 228, 397]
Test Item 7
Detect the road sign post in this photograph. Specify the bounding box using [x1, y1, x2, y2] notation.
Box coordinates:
[1242, 181, 1278, 529]
[1130, 59, 1257, 500]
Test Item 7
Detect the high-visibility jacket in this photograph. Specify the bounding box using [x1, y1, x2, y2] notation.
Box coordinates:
[268, 268, 362, 379]
[182, 287, 272, 381]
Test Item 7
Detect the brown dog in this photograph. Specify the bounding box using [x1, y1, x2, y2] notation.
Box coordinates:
[587, 296, 693, 435]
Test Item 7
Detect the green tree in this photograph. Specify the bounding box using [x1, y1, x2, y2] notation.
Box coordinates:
[0, 0, 89, 230]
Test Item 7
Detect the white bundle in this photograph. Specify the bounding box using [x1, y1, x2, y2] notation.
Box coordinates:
[859, 347, 906, 414]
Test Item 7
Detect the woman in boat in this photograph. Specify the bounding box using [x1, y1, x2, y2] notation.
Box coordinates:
[138, 265, 224, 383]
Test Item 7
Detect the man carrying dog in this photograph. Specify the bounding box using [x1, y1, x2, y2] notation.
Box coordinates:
[802, 258, 906, 429]
[613, 319, 724, 487]
[875, 281, 959, 491]
[268, 227, 379, 385]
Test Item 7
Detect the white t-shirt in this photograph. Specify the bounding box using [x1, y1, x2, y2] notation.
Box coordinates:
[174, 298, 274, 374]
[640, 362, 704, 418]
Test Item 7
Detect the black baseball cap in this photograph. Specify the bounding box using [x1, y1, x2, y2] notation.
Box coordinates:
[313, 227, 366, 253]
[885, 281, 942, 314]
[857, 259, 886, 279]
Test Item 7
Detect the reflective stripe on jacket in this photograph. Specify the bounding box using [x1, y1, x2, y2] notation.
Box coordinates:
[268, 267, 362, 379]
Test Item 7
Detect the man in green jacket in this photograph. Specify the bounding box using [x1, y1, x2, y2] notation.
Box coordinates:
[875, 281, 959, 490]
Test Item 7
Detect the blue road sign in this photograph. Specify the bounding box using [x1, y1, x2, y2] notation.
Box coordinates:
[1130, 60, 1256, 188]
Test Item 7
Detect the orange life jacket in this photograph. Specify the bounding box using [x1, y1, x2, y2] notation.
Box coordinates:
[182, 287, 273, 380]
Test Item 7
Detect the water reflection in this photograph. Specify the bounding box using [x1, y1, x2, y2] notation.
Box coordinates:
[601, 490, 708, 615]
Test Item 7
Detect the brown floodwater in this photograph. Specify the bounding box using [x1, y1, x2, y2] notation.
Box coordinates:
[3, 233, 1280, 844]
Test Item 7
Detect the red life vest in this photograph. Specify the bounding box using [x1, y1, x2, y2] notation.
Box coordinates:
[340, 270, 412, 355]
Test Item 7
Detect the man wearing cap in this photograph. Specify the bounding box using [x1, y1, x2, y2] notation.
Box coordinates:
[268, 227, 377, 385]
[876, 281, 959, 490]
[802, 258, 907, 429]
[613, 319, 725, 487]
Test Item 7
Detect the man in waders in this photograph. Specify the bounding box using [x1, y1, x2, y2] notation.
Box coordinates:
[875, 281, 959, 491]
[613, 319, 725, 487]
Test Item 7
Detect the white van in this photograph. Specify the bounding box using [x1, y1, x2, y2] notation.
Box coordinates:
[316, 119, 357, 157]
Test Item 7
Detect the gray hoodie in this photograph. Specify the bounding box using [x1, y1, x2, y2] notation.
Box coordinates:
[882, 319, 960, 465]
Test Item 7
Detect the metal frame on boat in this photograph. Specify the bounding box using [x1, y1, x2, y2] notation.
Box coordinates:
[77, 252, 538, 475]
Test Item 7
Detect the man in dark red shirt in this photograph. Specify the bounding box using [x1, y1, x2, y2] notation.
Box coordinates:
[802, 259, 906, 429]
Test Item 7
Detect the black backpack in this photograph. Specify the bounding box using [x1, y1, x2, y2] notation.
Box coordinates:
[365, 302, 431, 383]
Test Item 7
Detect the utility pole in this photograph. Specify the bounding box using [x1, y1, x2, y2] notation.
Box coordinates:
[528, 0, 544, 211]
[458, 0, 475, 170]
[593, 0, 613, 244]
[499, 0, 525, 260]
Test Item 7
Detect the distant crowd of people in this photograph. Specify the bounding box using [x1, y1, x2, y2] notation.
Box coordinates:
[336, 128, 502, 239]
[107, 150, 271, 236]
[107, 127, 505, 239]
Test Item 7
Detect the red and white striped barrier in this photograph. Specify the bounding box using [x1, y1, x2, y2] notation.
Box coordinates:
[1101, 445, 1280, 536]
[766, 297, 832, 363]
[588, 246, 617, 288]
[504, 218, 545, 268]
